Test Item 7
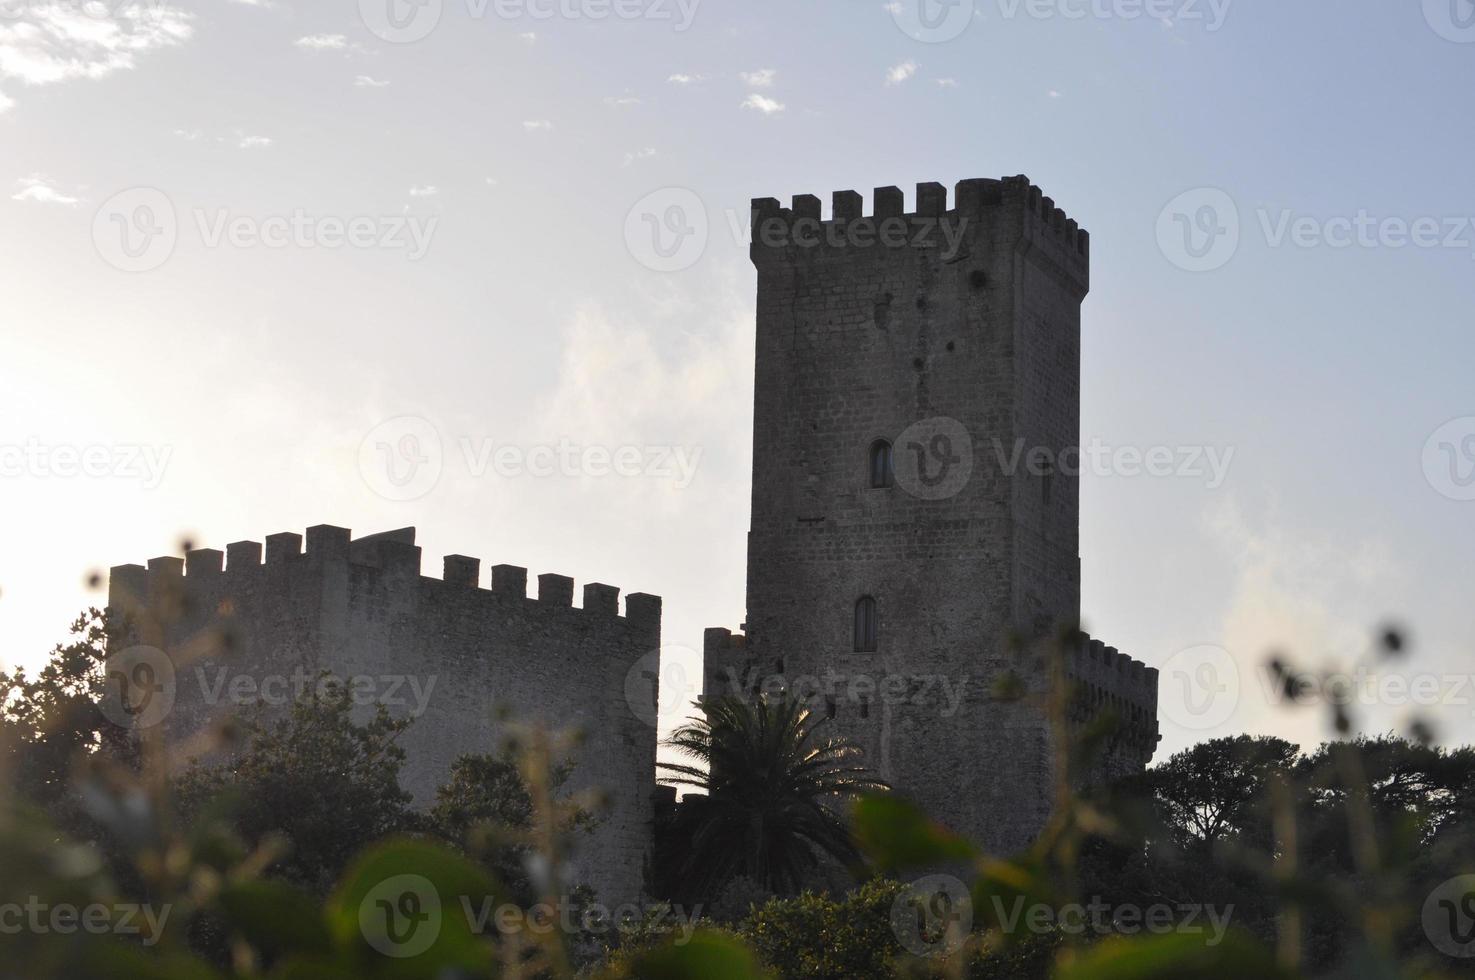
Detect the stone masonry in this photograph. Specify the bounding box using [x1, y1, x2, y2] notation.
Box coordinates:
[704, 176, 1160, 855]
[107, 525, 661, 904]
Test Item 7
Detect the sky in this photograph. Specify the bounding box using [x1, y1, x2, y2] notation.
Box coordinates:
[2, 0, 1474, 761]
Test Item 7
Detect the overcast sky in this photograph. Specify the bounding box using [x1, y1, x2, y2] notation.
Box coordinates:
[3, 0, 1474, 758]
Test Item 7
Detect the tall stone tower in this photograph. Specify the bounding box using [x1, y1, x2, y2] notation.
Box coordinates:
[704, 177, 1158, 855]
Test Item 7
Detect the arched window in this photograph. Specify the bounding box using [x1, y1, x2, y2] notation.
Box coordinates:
[868, 440, 894, 489]
[854, 595, 878, 652]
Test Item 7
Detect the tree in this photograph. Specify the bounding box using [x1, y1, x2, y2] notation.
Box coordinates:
[656, 695, 888, 903]
[0, 608, 136, 834]
[1149, 734, 1299, 851]
[429, 748, 596, 903]
[172, 680, 416, 894]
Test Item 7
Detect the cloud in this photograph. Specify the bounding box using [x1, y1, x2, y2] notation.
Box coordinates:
[738, 68, 775, 87]
[12, 175, 78, 206]
[237, 134, 272, 148]
[935, 77, 958, 88]
[740, 93, 784, 114]
[622, 147, 656, 166]
[517, 32, 537, 43]
[666, 73, 705, 84]
[885, 60, 917, 86]
[604, 95, 640, 106]
[0, 90, 12, 113]
[355, 74, 390, 88]
[1048, 89, 1062, 99]
[294, 33, 347, 50]
[409, 185, 438, 197]
[1201, 495, 1409, 744]
[0, 3, 193, 88]
[522, 119, 553, 131]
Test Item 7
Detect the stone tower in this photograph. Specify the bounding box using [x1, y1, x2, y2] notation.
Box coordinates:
[704, 177, 1158, 855]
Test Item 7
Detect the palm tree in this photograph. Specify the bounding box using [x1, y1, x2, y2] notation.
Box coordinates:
[656, 694, 889, 902]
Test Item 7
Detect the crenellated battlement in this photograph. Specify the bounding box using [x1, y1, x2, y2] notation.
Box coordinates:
[749, 175, 1089, 265]
[106, 522, 662, 906]
[108, 524, 661, 627]
[1063, 632, 1160, 751]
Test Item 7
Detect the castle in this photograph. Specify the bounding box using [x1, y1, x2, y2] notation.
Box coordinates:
[107, 175, 1159, 903]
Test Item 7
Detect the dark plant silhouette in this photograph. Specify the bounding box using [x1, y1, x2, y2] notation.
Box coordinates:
[656, 694, 888, 902]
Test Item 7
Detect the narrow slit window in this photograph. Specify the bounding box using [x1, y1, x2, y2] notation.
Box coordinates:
[869, 440, 894, 489]
[854, 595, 878, 652]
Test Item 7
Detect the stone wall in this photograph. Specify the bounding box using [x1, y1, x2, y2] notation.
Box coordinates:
[714, 176, 1157, 855]
[107, 524, 661, 904]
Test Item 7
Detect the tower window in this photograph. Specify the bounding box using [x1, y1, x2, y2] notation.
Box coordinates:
[854, 595, 878, 652]
[825, 695, 837, 720]
[868, 440, 894, 489]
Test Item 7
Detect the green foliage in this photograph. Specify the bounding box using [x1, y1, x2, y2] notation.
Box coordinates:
[428, 748, 595, 903]
[655, 694, 888, 903]
[741, 879, 909, 979]
[172, 679, 416, 894]
[6, 612, 1475, 979]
